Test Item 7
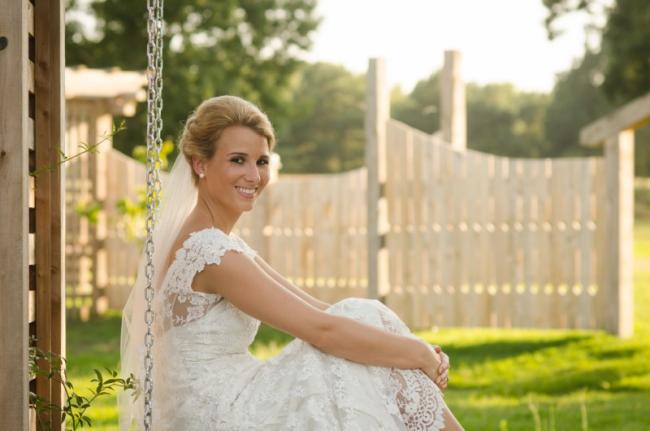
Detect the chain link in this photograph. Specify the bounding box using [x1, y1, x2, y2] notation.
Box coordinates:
[144, 0, 164, 429]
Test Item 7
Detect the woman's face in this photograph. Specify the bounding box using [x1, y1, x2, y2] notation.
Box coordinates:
[194, 125, 271, 215]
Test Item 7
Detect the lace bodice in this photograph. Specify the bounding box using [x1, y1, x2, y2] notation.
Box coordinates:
[158, 227, 258, 327]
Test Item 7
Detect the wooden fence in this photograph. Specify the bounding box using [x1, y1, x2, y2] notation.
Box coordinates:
[64, 69, 146, 318]
[383, 119, 605, 329]
[237, 169, 368, 303]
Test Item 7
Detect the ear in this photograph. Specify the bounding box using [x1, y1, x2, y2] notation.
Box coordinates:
[191, 156, 204, 177]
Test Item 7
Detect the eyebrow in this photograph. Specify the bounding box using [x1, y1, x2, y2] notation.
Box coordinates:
[227, 152, 270, 158]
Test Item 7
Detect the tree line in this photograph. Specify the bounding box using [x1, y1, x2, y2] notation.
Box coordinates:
[65, 0, 650, 174]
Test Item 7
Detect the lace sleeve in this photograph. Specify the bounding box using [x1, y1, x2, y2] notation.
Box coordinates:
[232, 235, 257, 259]
[161, 228, 254, 327]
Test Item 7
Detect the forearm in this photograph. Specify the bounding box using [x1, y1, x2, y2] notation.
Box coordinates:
[283, 282, 330, 311]
[253, 255, 330, 310]
[313, 314, 438, 370]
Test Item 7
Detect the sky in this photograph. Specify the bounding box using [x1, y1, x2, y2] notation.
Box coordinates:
[301, 0, 602, 94]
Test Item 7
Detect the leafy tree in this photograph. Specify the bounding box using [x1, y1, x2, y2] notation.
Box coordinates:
[65, 0, 320, 159]
[391, 72, 440, 134]
[600, 0, 650, 104]
[392, 73, 550, 158]
[277, 62, 366, 173]
[542, 0, 650, 103]
[544, 51, 611, 157]
[543, 0, 650, 173]
[466, 83, 550, 157]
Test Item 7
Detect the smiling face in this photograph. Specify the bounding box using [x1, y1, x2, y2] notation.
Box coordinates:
[193, 125, 271, 216]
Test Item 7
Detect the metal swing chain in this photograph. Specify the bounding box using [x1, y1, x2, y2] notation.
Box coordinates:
[144, 0, 164, 429]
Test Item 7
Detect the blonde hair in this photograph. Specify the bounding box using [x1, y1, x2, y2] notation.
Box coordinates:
[179, 96, 276, 184]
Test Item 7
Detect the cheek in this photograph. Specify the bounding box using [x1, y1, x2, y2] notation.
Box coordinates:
[260, 168, 271, 186]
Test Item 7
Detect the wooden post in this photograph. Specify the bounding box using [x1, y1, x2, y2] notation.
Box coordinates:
[440, 50, 466, 150]
[34, 0, 65, 427]
[580, 91, 650, 337]
[0, 0, 30, 429]
[92, 109, 112, 315]
[366, 58, 389, 300]
[603, 130, 634, 338]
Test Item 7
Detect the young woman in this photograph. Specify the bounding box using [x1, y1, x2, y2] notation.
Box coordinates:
[120, 96, 464, 430]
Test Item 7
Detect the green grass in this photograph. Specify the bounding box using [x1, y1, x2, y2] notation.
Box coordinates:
[67, 222, 650, 430]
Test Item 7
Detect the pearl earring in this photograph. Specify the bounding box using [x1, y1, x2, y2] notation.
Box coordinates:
[199, 172, 205, 179]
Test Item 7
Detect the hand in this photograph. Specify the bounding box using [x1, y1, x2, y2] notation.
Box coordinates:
[433, 345, 450, 391]
[420, 344, 442, 385]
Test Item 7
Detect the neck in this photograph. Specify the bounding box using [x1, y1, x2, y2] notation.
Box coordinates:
[196, 192, 239, 234]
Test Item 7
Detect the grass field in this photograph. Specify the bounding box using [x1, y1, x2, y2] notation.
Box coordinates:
[66, 223, 650, 430]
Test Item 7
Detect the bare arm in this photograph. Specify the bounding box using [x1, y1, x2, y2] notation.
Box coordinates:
[253, 255, 330, 311]
[193, 251, 440, 373]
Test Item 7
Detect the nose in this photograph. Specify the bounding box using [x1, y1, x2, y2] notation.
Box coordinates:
[245, 161, 261, 184]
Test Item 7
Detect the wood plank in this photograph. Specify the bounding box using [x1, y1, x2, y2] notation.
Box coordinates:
[602, 131, 635, 337]
[411, 133, 427, 327]
[493, 157, 510, 327]
[549, 159, 564, 328]
[440, 50, 467, 150]
[385, 122, 398, 302]
[538, 159, 554, 328]
[445, 146, 460, 325]
[27, 114, 35, 154]
[427, 140, 445, 327]
[576, 159, 596, 328]
[395, 125, 410, 323]
[284, 182, 296, 288]
[365, 59, 389, 300]
[480, 154, 496, 327]
[48, 0, 65, 415]
[515, 159, 535, 328]
[0, 3, 30, 422]
[32, 0, 65, 424]
[357, 168, 368, 297]
[594, 158, 607, 329]
[28, 62, 35, 95]
[27, 0, 34, 36]
[580, 91, 650, 147]
[464, 151, 484, 326]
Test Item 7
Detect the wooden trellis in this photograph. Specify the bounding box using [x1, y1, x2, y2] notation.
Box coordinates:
[0, 0, 65, 429]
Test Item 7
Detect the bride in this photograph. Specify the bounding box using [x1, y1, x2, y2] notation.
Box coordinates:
[119, 95, 464, 430]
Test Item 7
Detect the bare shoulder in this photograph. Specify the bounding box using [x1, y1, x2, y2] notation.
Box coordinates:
[194, 250, 330, 344]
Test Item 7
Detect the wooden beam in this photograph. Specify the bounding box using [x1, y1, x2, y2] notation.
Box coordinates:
[48, 0, 65, 419]
[580, 92, 650, 147]
[601, 130, 635, 337]
[366, 58, 389, 300]
[34, 0, 54, 424]
[440, 50, 466, 150]
[0, 0, 30, 430]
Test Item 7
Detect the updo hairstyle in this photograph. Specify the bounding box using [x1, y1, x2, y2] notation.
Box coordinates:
[179, 95, 276, 184]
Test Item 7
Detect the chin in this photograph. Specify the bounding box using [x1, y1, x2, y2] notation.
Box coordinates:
[237, 200, 256, 213]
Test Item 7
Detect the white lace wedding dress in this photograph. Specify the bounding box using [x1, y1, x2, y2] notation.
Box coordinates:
[153, 227, 446, 430]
